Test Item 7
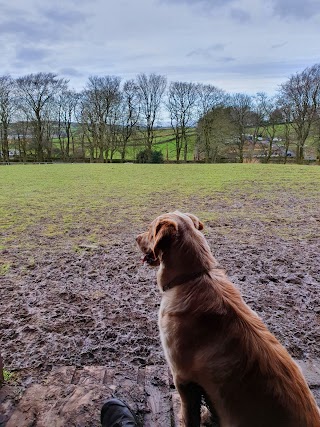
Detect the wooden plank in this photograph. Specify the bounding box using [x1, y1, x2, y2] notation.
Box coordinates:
[47, 365, 76, 385]
[77, 365, 106, 386]
[144, 365, 172, 427]
[70, 367, 82, 385]
[105, 366, 144, 411]
[103, 366, 146, 425]
[4, 364, 175, 427]
[0, 385, 18, 426]
[5, 384, 46, 427]
[103, 367, 117, 392]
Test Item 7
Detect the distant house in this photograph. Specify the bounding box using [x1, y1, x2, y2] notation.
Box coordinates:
[9, 149, 20, 157]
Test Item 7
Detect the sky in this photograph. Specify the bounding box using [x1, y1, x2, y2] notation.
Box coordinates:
[1, 0, 320, 96]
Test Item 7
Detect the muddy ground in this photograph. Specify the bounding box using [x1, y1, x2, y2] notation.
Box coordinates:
[0, 189, 320, 423]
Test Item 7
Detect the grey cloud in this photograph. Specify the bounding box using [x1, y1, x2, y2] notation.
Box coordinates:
[271, 41, 288, 49]
[221, 57, 236, 62]
[209, 43, 226, 51]
[154, 58, 306, 80]
[59, 67, 84, 77]
[67, 0, 99, 4]
[15, 47, 49, 62]
[0, 17, 62, 43]
[221, 60, 306, 77]
[0, 5, 39, 38]
[160, 0, 234, 7]
[0, 19, 57, 44]
[230, 8, 251, 23]
[125, 53, 158, 62]
[271, 0, 320, 19]
[158, 0, 235, 9]
[0, 4, 87, 44]
[41, 8, 87, 25]
[166, 0, 319, 20]
[187, 43, 226, 58]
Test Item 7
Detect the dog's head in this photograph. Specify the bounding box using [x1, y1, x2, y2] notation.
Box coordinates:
[136, 211, 204, 266]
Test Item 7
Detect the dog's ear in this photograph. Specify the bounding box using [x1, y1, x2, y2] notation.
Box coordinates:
[153, 218, 178, 257]
[185, 213, 204, 230]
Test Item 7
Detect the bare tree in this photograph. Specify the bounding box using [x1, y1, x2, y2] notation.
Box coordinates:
[118, 80, 140, 162]
[16, 73, 68, 161]
[57, 90, 79, 160]
[0, 75, 15, 162]
[310, 112, 320, 163]
[247, 93, 267, 159]
[106, 99, 122, 162]
[230, 93, 253, 162]
[256, 93, 282, 162]
[279, 103, 294, 163]
[195, 84, 227, 160]
[12, 115, 30, 162]
[42, 107, 55, 160]
[80, 76, 121, 162]
[197, 106, 236, 162]
[78, 92, 96, 162]
[278, 63, 320, 162]
[167, 81, 198, 162]
[196, 83, 225, 117]
[252, 94, 265, 138]
[136, 73, 167, 151]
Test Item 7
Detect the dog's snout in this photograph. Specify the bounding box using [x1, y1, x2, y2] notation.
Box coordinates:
[136, 235, 142, 244]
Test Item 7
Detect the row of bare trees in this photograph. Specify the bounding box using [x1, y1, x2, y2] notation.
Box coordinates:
[197, 64, 320, 163]
[1, 64, 320, 163]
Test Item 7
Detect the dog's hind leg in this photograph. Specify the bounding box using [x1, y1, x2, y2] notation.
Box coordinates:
[202, 395, 220, 427]
[176, 382, 202, 427]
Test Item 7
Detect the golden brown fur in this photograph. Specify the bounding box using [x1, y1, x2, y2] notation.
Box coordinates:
[136, 211, 320, 427]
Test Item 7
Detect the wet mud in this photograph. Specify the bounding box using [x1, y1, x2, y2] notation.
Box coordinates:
[1, 194, 320, 396]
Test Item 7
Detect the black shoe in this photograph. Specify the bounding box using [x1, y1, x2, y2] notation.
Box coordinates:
[101, 398, 138, 427]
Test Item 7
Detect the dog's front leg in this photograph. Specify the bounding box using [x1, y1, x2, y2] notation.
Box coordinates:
[176, 381, 202, 427]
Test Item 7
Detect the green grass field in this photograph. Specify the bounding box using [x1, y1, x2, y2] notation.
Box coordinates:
[103, 128, 197, 161]
[1, 163, 319, 262]
[13, 124, 319, 162]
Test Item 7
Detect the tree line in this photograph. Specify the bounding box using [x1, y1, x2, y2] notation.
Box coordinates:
[0, 64, 320, 164]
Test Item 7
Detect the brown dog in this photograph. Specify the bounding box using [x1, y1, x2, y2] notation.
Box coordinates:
[136, 211, 320, 427]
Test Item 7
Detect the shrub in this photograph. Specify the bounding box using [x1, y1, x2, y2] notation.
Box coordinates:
[136, 149, 164, 163]
[150, 150, 164, 163]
